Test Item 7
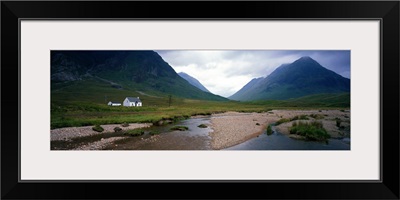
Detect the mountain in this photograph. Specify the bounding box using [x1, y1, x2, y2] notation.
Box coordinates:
[228, 77, 264, 100]
[178, 72, 210, 93]
[51, 51, 227, 103]
[229, 56, 350, 101]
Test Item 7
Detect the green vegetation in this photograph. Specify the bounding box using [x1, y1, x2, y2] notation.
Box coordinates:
[170, 126, 189, 131]
[266, 125, 273, 135]
[291, 115, 309, 121]
[289, 121, 330, 141]
[123, 129, 144, 137]
[247, 93, 350, 108]
[92, 125, 104, 132]
[310, 114, 325, 119]
[198, 124, 208, 128]
[51, 89, 350, 129]
[149, 130, 160, 135]
[275, 115, 310, 126]
[275, 118, 290, 125]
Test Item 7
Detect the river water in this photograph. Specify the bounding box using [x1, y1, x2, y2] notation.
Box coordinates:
[108, 117, 213, 150]
[226, 126, 350, 150]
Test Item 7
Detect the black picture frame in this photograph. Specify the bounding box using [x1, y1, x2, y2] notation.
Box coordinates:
[1, 1, 399, 199]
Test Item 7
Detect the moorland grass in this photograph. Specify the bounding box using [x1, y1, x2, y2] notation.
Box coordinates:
[266, 125, 273, 135]
[51, 93, 349, 129]
[170, 126, 189, 131]
[289, 121, 330, 141]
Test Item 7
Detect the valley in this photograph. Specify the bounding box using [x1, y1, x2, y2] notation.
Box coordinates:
[51, 50, 351, 150]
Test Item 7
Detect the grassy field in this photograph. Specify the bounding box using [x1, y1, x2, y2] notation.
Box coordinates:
[51, 91, 350, 129]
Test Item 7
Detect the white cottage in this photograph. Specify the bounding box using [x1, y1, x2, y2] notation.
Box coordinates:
[107, 101, 121, 106]
[123, 97, 142, 107]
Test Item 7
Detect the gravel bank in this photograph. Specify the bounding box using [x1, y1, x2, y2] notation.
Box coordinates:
[209, 110, 350, 149]
[51, 123, 152, 141]
[73, 137, 126, 150]
[210, 112, 279, 149]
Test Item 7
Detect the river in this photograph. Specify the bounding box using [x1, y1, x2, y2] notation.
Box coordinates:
[108, 117, 350, 150]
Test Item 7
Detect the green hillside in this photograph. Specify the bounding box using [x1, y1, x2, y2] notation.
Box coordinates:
[51, 51, 227, 102]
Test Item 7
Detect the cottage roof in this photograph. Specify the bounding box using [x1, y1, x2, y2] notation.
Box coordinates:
[126, 97, 141, 102]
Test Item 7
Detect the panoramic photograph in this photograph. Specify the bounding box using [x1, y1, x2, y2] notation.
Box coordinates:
[51, 50, 350, 150]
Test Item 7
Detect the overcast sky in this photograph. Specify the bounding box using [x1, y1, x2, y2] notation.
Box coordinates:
[156, 50, 350, 97]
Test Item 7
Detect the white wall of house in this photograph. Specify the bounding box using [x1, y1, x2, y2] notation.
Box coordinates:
[136, 102, 142, 107]
[123, 98, 131, 107]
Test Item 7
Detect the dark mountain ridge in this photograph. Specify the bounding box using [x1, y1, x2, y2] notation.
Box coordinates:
[51, 50, 227, 101]
[229, 56, 350, 101]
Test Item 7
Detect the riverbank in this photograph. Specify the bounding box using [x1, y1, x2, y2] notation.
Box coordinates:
[209, 112, 279, 149]
[51, 123, 152, 141]
[51, 109, 350, 150]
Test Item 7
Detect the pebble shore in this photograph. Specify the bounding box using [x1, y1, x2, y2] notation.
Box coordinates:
[73, 137, 126, 150]
[51, 123, 152, 141]
[209, 112, 279, 149]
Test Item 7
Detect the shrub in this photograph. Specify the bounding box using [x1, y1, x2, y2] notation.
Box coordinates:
[291, 115, 309, 121]
[149, 130, 160, 135]
[275, 118, 290, 125]
[335, 118, 342, 127]
[121, 123, 129, 127]
[114, 127, 122, 132]
[123, 129, 144, 136]
[198, 124, 208, 128]
[170, 126, 189, 131]
[266, 125, 273, 135]
[310, 114, 324, 119]
[289, 121, 330, 141]
[92, 125, 104, 132]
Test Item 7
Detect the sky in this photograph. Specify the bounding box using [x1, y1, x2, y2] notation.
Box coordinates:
[156, 50, 350, 98]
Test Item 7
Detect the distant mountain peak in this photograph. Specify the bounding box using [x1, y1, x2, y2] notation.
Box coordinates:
[299, 56, 313, 60]
[294, 56, 318, 64]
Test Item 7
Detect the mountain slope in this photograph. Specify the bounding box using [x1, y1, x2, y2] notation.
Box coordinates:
[178, 72, 210, 93]
[51, 51, 227, 103]
[229, 56, 350, 101]
[228, 77, 263, 100]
